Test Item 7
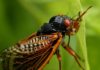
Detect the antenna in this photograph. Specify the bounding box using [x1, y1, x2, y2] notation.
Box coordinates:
[76, 6, 92, 21]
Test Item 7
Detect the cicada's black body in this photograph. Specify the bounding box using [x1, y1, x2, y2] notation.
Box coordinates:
[0, 6, 92, 70]
[37, 16, 72, 36]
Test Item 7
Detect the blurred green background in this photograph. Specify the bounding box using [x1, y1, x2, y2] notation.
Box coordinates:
[0, 0, 100, 70]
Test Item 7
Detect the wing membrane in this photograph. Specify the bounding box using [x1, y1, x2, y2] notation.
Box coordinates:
[0, 33, 59, 70]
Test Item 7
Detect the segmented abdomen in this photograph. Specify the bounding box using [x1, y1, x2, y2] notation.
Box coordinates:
[6, 34, 58, 54]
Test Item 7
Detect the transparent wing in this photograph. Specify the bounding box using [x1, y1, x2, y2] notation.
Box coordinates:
[0, 33, 59, 70]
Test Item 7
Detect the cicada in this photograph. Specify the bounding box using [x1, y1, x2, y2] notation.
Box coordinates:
[0, 6, 92, 70]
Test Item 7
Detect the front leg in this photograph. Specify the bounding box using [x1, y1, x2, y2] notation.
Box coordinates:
[61, 36, 84, 70]
[55, 49, 62, 70]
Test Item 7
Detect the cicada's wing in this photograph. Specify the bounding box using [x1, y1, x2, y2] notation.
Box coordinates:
[14, 46, 52, 70]
[0, 33, 59, 70]
[18, 33, 37, 44]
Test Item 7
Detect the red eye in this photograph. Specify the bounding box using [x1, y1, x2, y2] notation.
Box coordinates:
[64, 19, 70, 27]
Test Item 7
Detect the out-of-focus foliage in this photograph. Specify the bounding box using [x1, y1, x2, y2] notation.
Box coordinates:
[0, 0, 99, 70]
[81, 0, 100, 70]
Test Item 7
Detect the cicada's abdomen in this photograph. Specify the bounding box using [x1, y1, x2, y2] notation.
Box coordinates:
[5, 34, 58, 55]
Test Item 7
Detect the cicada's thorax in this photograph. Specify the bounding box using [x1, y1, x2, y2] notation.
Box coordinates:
[36, 15, 73, 36]
[6, 34, 58, 54]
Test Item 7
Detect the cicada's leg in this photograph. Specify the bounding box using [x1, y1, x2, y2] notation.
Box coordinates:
[61, 36, 84, 70]
[38, 33, 62, 70]
[56, 49, 62, 70]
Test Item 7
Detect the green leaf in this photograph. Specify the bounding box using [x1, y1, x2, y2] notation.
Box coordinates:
[0, 0, 92, 70]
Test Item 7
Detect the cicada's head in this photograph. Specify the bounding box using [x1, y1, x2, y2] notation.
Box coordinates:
[49, 6, 92, 35]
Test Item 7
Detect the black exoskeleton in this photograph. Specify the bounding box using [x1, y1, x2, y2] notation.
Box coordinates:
[37, 15, 73, 36]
